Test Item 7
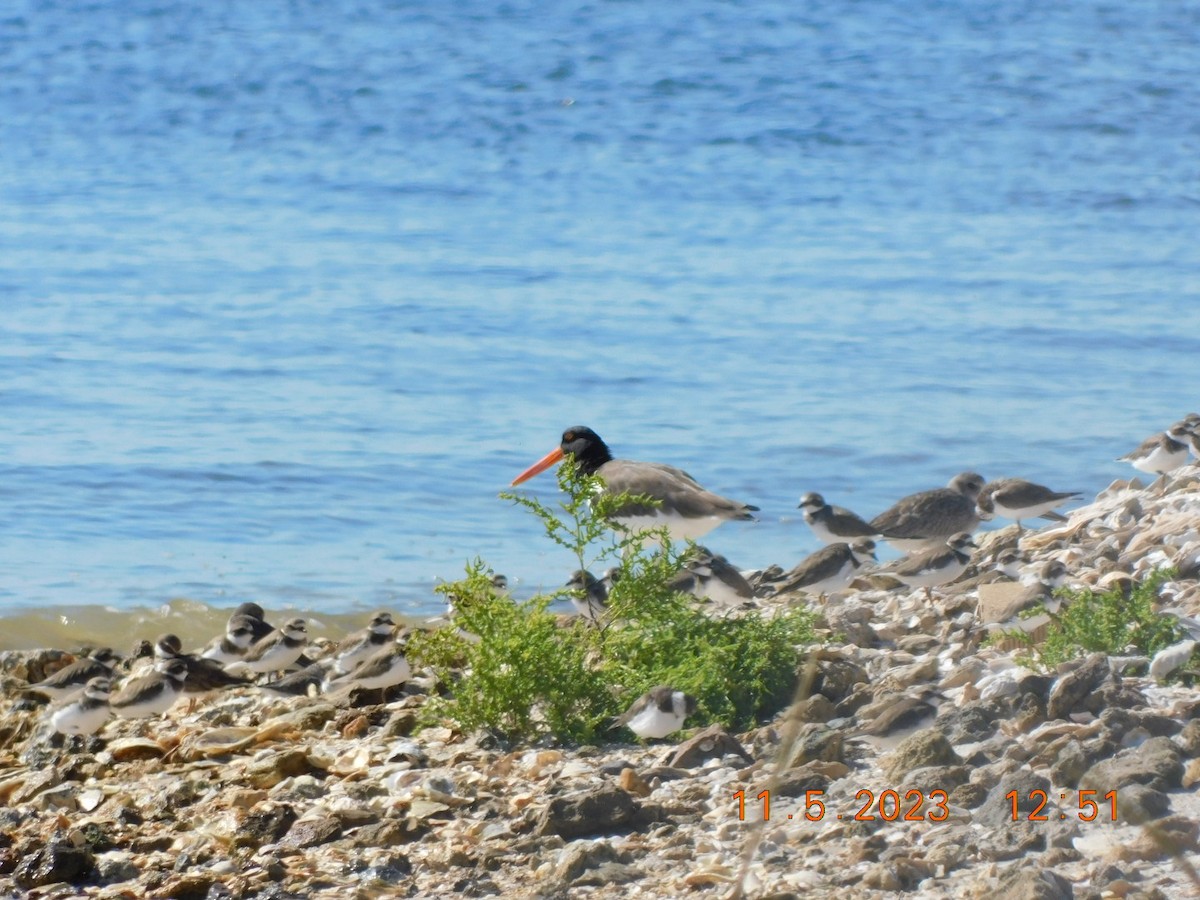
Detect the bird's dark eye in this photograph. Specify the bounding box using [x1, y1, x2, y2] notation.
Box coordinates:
[564, 431, 575, 441]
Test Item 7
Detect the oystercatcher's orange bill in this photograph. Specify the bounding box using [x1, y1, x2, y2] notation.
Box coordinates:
[511, 447, 565, 486]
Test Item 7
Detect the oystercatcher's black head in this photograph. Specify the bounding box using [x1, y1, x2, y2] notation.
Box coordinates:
[560, 426, 613, 475]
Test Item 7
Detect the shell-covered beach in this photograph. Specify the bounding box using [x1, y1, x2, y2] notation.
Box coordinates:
[3, 463, 1199, 899]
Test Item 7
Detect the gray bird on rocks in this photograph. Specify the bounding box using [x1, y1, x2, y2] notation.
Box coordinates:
[871, 472, 985, 553]
[110, 658, 188, 719]
[775, 539, 877, 597]
[668, 546, 756, 607]
[977, 478, 1081, 531]
[614, 686, 697, 740]
[331, 611, 397, 675]
[881, 533, 977, 595]
[1118, 421, 1194, 476]
[22, 648, 120, 703]
[564, 570, 609, 621]
[798, 492, 879, 545]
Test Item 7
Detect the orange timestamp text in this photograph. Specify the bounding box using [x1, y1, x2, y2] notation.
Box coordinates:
[733, 788, 951, 823]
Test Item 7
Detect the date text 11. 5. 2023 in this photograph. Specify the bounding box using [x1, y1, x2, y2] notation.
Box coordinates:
[733, 789, 950, 822]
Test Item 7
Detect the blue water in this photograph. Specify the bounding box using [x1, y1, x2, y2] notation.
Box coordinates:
[2, 0, 1199, 619]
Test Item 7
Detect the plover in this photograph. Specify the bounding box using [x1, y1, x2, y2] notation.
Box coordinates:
[23, 647, 119, 702]
[1118, 421, 1193, 476]
[238, 617, 309, 677]
[231, 601, 275, 643]
[331, 611, 396, 675]
[668, 546, 756, 607]
[989, 559, 1071, 623]
[257, 663, 329, 697]
[870, 472, 985, 553]
[881, 532, 977, 594]
[323, 642, 411, 696]
[49, 676, 113, 736]
[614, 685, 697, 739]
[977, 478, 1081, 531]
[154, 633, 250, 700]
[564, 570, 609, 621]
[798, 492, 878, 545]
[512, 426, 758, 542]
[200, 613, 261, 666]
[994, 548, 1029, 580]
[775, 539, 877, 596]
[110, 658, 188, 719]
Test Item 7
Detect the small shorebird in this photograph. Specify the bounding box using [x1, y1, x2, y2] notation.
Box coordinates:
[984, 559, 1072, 629]
[238, 618, 309, 677]
[881, 532, 977, 595]
[977, 478, 1081, 531]
[110, 658, 188, 719]
[23, 647, 119, 702]
[331, 611, 396, 675]
[231, 601, 275, 643]
[994, 548, 1028, 580]
[512, 426, 758, 542]
[200, 613, 261, 666]
[870, 472, 985, 553]
[564, 570, 609, 621]
[1118, 421, 1193, 476]
[798, 492, 878, 545]
[775, 539, 877, 597]
[323, 642, 411, 698]
[154, 634, 250, 704]
[257, 663, 329, 697]
[614, 686, 697, 740]
[668, 546, 756, 607]
[50, 676, 113, 736]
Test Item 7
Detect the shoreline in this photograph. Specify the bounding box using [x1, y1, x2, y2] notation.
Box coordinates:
[1, 469, 1199, 897]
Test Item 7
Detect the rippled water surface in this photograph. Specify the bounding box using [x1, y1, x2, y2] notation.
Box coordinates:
[2, 1, 1199, 643]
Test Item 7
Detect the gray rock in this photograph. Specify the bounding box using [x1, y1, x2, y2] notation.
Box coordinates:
[991, 867, 1075, 899]
[1048, 740, 1090, 788]
[786, 724, 845, 767]
[553, 840, 633, 885]
[884, 728, 962, 781]
[95, 850, 140, 884]
[949, 781, 988, 809]
[1047, 654, 1110, 720]
[1118, 783, 1170, 821]
[234, 804, 298, 849]
[861, 695, 937, 737]
[903, 764, 970, 795]
[668, 725, 754, 768]
[282, 815, 343, 849]
[13, 834, 95, 889]
[791, 693, 835, 724]
[1177, 719, 1200, 757]
[535, 786, 639, 839]
[1081, 736, 1184, 794]
[936, 700, 1008, 743]
[814, 658, 870, 702]
[571, 860, 640, 887]
[773, 764, 832, 798]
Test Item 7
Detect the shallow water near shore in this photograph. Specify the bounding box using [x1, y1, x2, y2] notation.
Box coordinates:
[2, 1, 1200, 643]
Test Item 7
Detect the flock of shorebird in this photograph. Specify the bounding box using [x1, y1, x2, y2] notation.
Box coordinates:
[17, 414, 1200, 744]
[23, 603, 411, 739]
[513, 416, 1200, 613]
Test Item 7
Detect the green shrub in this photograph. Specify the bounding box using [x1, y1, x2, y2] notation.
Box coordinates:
[409, 461, 816, 743]
[1027, 569, 1185, 669]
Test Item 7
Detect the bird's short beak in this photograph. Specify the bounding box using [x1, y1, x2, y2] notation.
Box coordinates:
[511, 447, 565, 486]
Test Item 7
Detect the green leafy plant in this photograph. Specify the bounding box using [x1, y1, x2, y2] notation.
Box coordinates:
[409, 460, 816, 743]
[1026, 569, 1186, 669]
